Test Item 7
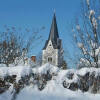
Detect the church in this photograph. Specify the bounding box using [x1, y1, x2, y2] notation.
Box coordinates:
[42, 13, 63, 67]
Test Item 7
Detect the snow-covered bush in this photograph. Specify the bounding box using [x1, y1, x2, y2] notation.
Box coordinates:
[1, 64, 100, 100]
[62, 67, 100, 93]
[0, 64, 59, 100]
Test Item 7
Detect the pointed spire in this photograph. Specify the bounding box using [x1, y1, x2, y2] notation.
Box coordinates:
[43, 12, 61, 50]
[48, 12, 59, 43]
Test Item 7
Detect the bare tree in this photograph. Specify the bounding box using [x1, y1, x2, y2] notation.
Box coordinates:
[72, 0, 100, 68]
[0, 26, 44, 66]
[36, 52, 42, 66]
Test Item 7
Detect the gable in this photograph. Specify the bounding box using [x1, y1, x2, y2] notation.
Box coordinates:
[46, 40, 54, 50]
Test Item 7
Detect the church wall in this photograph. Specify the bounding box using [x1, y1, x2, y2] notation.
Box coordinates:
[42, 49, 59, 66]
[42, 40, 59, 66]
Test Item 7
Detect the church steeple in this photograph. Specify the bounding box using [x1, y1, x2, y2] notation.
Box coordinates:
[48, 13, 59, 43]
[42, 13, 63, 67]
[43, 13, 61, 50]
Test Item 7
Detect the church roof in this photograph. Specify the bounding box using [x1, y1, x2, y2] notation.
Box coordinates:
[48, 13, 59, 43]
[43, 13, 62, 50]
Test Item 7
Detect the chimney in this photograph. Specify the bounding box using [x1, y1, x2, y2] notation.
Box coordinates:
[31, 56, 36, 63]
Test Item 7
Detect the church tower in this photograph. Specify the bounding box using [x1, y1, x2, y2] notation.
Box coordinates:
[42, 13, 63, 67]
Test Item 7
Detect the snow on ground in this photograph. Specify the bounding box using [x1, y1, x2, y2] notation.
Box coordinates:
[17, 81, 100, 100]
[0, 63, 100, 100]
[1, 80, 100, 100]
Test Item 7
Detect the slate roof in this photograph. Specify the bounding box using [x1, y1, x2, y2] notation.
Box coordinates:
[43, 13, 62, 50]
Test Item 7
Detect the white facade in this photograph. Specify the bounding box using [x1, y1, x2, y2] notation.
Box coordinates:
[42, 40, 63, 67]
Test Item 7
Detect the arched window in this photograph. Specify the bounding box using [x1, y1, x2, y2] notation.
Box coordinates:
[48, 57, 52, 62]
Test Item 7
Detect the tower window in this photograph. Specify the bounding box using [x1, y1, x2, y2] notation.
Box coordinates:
[48, 57, 52, 62]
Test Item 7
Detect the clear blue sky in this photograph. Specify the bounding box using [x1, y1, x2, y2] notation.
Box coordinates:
[0, 0, 81, 68]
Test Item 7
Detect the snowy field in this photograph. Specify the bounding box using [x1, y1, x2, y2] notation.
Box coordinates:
[16, 81, 100, 100]
[0, 63, 100, 100]
[1, 80, 100, 100]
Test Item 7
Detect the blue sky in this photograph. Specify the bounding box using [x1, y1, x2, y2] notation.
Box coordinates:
[0, 0, 81, 68]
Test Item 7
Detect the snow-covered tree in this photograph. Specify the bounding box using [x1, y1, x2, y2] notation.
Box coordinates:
[0, 26, 43, 66]
[36, 52, 42, 66]
[73, 0, 100, 68]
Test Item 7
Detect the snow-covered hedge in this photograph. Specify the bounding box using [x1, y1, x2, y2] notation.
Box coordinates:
[0, 63, 100, 97]
[61, 68, 100, 93]
[0, 66, 32, 82]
